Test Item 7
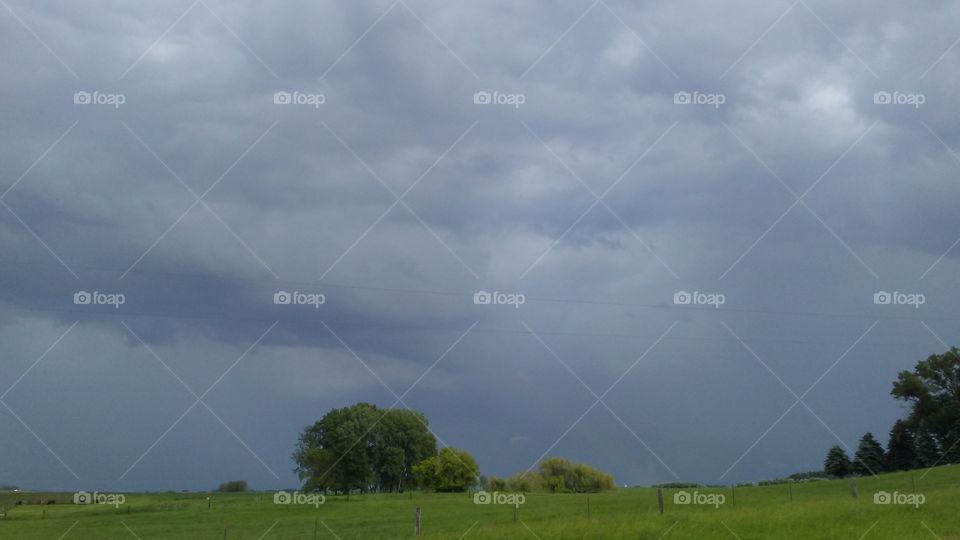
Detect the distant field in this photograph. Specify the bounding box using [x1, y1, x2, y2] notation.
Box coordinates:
[1, 466, 958, 539]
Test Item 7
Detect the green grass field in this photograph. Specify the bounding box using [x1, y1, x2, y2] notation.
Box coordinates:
[1, 466, 958, 539]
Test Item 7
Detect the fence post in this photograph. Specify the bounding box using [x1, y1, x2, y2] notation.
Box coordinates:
[513, 505, 517, 523]
[731, 485, 735, 507]
[414, 506, 421, 536]
[587, 495, 591, 520]
[314, 518, 318, 540]
[849, 478, 858, 499]
[657, 488, 664, 515]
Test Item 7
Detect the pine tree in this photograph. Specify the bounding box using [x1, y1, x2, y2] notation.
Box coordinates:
[824, 445, 851, 478]
[886, 420, 917, 471]
[851, 432, 886, 476]
[942, 417, 960, 464]
[914, 426, 942, 468]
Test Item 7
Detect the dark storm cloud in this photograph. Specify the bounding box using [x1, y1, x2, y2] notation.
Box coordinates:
[2, 0, 960, 491]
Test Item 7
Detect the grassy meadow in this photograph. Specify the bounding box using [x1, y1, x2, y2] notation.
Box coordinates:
[1, 466, 958, 539]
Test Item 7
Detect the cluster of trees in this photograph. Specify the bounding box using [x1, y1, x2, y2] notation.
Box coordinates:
[823, 347, 960, 477]
[216, 480, 248, 492]
[293, 403, 439, 494]
[483, 458, 615, 493]
[293, 403, 615, 495]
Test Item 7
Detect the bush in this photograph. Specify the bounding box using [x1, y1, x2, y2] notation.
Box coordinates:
[217, 480, 248, 492]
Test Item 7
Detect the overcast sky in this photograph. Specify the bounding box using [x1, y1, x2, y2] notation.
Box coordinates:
[2, 0, 960, 492]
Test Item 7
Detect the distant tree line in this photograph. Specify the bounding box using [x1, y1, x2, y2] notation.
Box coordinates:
[823, 347, 960, 477]
[293, 403, 615, 495]
[217, 480, 248, 492]
[483, 457, 614, 493]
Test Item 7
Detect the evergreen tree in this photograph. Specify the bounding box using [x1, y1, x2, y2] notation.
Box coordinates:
[914, 426, 942, 468]
[851, 432, 886, 476]
[824, 445, 852, 478]
[942, 416, 960, 464]
[886, 420, 917, 471]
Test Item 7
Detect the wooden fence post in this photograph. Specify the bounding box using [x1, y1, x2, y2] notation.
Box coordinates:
[657, 488, 664, 515]
[314, 518, 319, 540]
[849, 479, 858, 499]
[414, 506, 421, 536]
[789, 483, 793, 502]
[731, 485, 735, 507]
[587, 495, 591, 520]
